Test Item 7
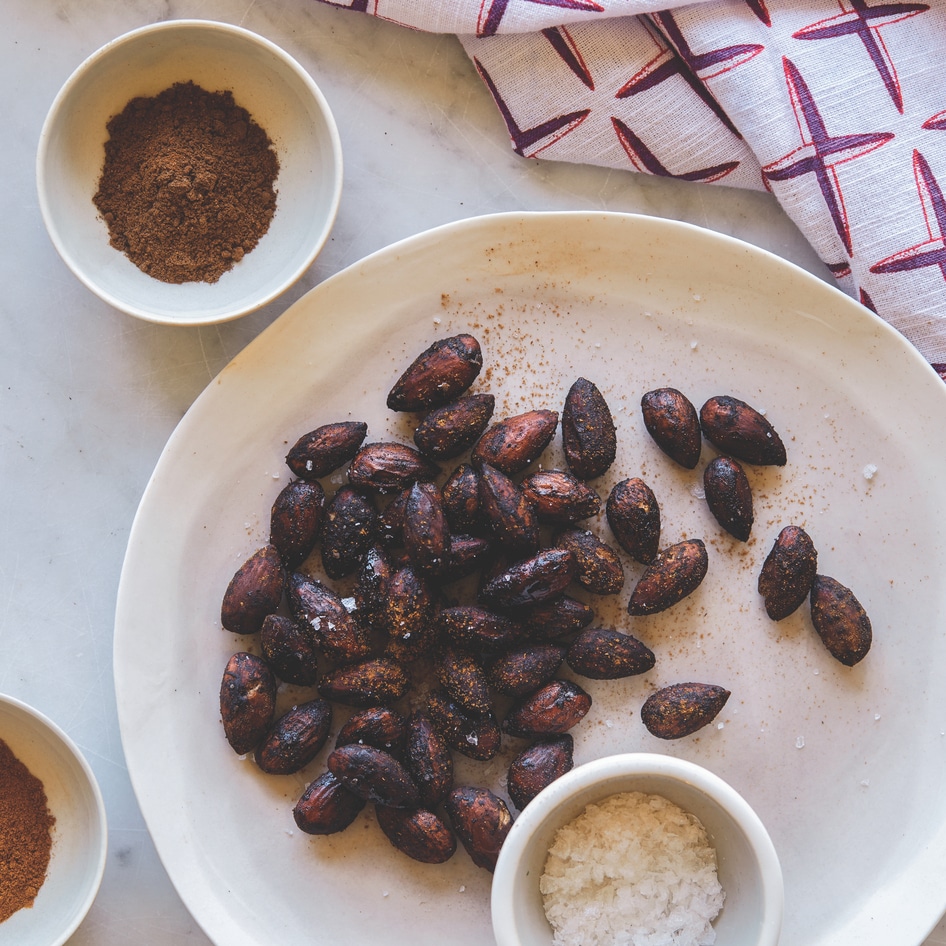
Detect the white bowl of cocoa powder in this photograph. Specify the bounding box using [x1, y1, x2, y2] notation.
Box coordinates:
[0, 693, 107, 946]
[36, 19, 343, 325]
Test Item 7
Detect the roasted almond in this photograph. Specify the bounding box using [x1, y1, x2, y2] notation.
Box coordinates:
[293, 771, 366, 835]
[445, 786, 513, 872]
[809, 575, 872, 666]
[640, 388, 701, 469]
[413, 393, 495, 459]
[437, 646, 492, 715]
[321, 486, 379, 579]
[269, 479, 325, 568]
[286, 574, 371, 664]
[480, 548, 578, 610]
[486, 644, 566, 697]
[627, 539, 708, 616]
[255, 699, 333, 775]
[220, 544, 285, 635]
[703, 455, 753, 542]
[378, 563, 438, 662]
[403, 481, 451, 577]
[437, 605, 527, 654]
[352, 545, 394, 632]
[327, 744, 420, 808]
[566, 627, 656, 680]
[404, 710, 454, 808]
[507, 734, 574, 811]
[286, 421, 368, 480]
[387, 334, 483, 412]
[758, 525, 817, 620]
[348, 441, 441, 494]
[520, 470, 601, 523]
[518, 594, 595, 641]
[640, 682, 730, 739]
[219, 652, 277, 755]
[472, 409, 558, 475]
[438, 534, 491, 583]
[425, 689, 502, 761]
[476, 462, 540, 553]
[699, 395, 787, 466]
[441, 463, 481, 534]
[259, 614, 320, 687]
[502, 679, 592, 737]
[335, 706, 407, 755]
[561, 378, 617, 480]
[318, 657, 410, 707]
[554, 526, 625, 595]
[606, 478, 661, 565]
[376, 805, 457, 864]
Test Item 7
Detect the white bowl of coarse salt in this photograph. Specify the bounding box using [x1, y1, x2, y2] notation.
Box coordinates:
[491, 753, 783, 946]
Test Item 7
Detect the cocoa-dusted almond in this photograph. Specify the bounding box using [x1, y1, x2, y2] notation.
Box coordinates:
[437, 605, 527, 654]
[403, 481, 451, 577]
[472, 409, 559, 475]
[480, 548, 578, 610]
[438, 534, 491, 583]
[809, 575, 872, 666]
[606, 478, 661, 565]
[554, 526, 625, 595]
[703, 455, 753, 542]
[286, 574, 371, 664]
[640, 388, 701, 469]
[640, 682, 730, 739]
[503, 679, 592, 738]
[486, 644, 566, 697]
[518, 595, 595, 641]
[699, 395, 787, 466]
[441, 463, 481, 534]
[376, 805, 457, 864]
[507, 734, 574, 811]
[348, 441, 441, 494]
[293, 771, 366, 835]
[260, 614, 320, 687]
[352, 545, 393, 632]
[476, 462, 539, 553]
[426, 689, 502, 761]
[445, 786, 513, 872]
[378, 563, 438, 662]
[321, 485, 379, 579]
[520, 470, 601, 523]
[627, 539, 708, 616]
[758, 525, 817, 620]
[413, 393, 495, 460]
[255, 699, 333, 775]
[378, 488, 409, 547]
[269, 479, 325, 568]
[286, 420, 368, 480]
[220, 544, 285, 635]
[327, 744, 420, 808]
[404, 710, 454, 808]
[387, 334, 483, 412]
[335, 706, 408, 755]
[566, 627, 656, 680]
[318, 657, 410, 707]
[219, 652, 277, 755]
[437, 646, 492, 715]
[562, 378, 617, 480]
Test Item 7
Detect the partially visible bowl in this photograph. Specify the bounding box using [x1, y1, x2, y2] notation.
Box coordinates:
[0, 693, 107, 946]
[492, 753, 783, 946]
[36, 19, 343, 325]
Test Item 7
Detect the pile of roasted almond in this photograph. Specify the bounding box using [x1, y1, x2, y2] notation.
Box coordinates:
[217, 333, 872, 870]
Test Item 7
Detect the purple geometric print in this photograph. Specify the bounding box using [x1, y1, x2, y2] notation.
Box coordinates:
[651, 11, 764, 81]
[871, 151, 946, 281]
[473, 57, 591, 156]
[611, 118, 740, 183]
[477, 0, 604, 37]
[745, 0, 772, 26]
[762, 58, 894, 256]
[793, 0, 929, 113]
[542, 27, 595, 90]
[923, 111, 946, 132]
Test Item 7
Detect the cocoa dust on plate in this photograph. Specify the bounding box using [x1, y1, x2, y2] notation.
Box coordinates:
[93, 80, 279, 285]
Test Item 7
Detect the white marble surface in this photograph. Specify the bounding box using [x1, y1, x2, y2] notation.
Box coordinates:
[2, 0, 943, 943]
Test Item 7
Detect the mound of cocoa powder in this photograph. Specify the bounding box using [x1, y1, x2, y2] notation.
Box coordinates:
[93, 80, 279, 285]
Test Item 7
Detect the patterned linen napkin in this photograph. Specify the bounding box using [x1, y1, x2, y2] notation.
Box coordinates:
[317, 0, 946, 373]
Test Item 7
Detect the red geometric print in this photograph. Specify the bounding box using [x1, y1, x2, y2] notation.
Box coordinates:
[477, 0, 604, 37]
[542, 26, 595, 90]
[762, 58, 894, 256]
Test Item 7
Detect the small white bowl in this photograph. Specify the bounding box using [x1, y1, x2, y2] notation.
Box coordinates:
[492, 753, 783, 946]
[0, 694, 107, 946]
[36, 19, 343, 325]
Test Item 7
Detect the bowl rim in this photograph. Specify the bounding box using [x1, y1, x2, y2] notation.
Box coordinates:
[491, 752, 784, 946]
[0, 691, 108, 945]
[35, 17, 344, 326]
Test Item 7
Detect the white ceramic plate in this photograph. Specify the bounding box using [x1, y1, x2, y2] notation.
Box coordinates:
[114, 211, 946, 946]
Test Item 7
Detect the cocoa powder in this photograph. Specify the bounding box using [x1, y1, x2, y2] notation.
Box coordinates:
[93, 80, 279, 284]
[0, 738, 55, 923]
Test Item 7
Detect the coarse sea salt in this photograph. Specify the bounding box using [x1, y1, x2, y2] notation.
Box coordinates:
[540, 791, 724, 946]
